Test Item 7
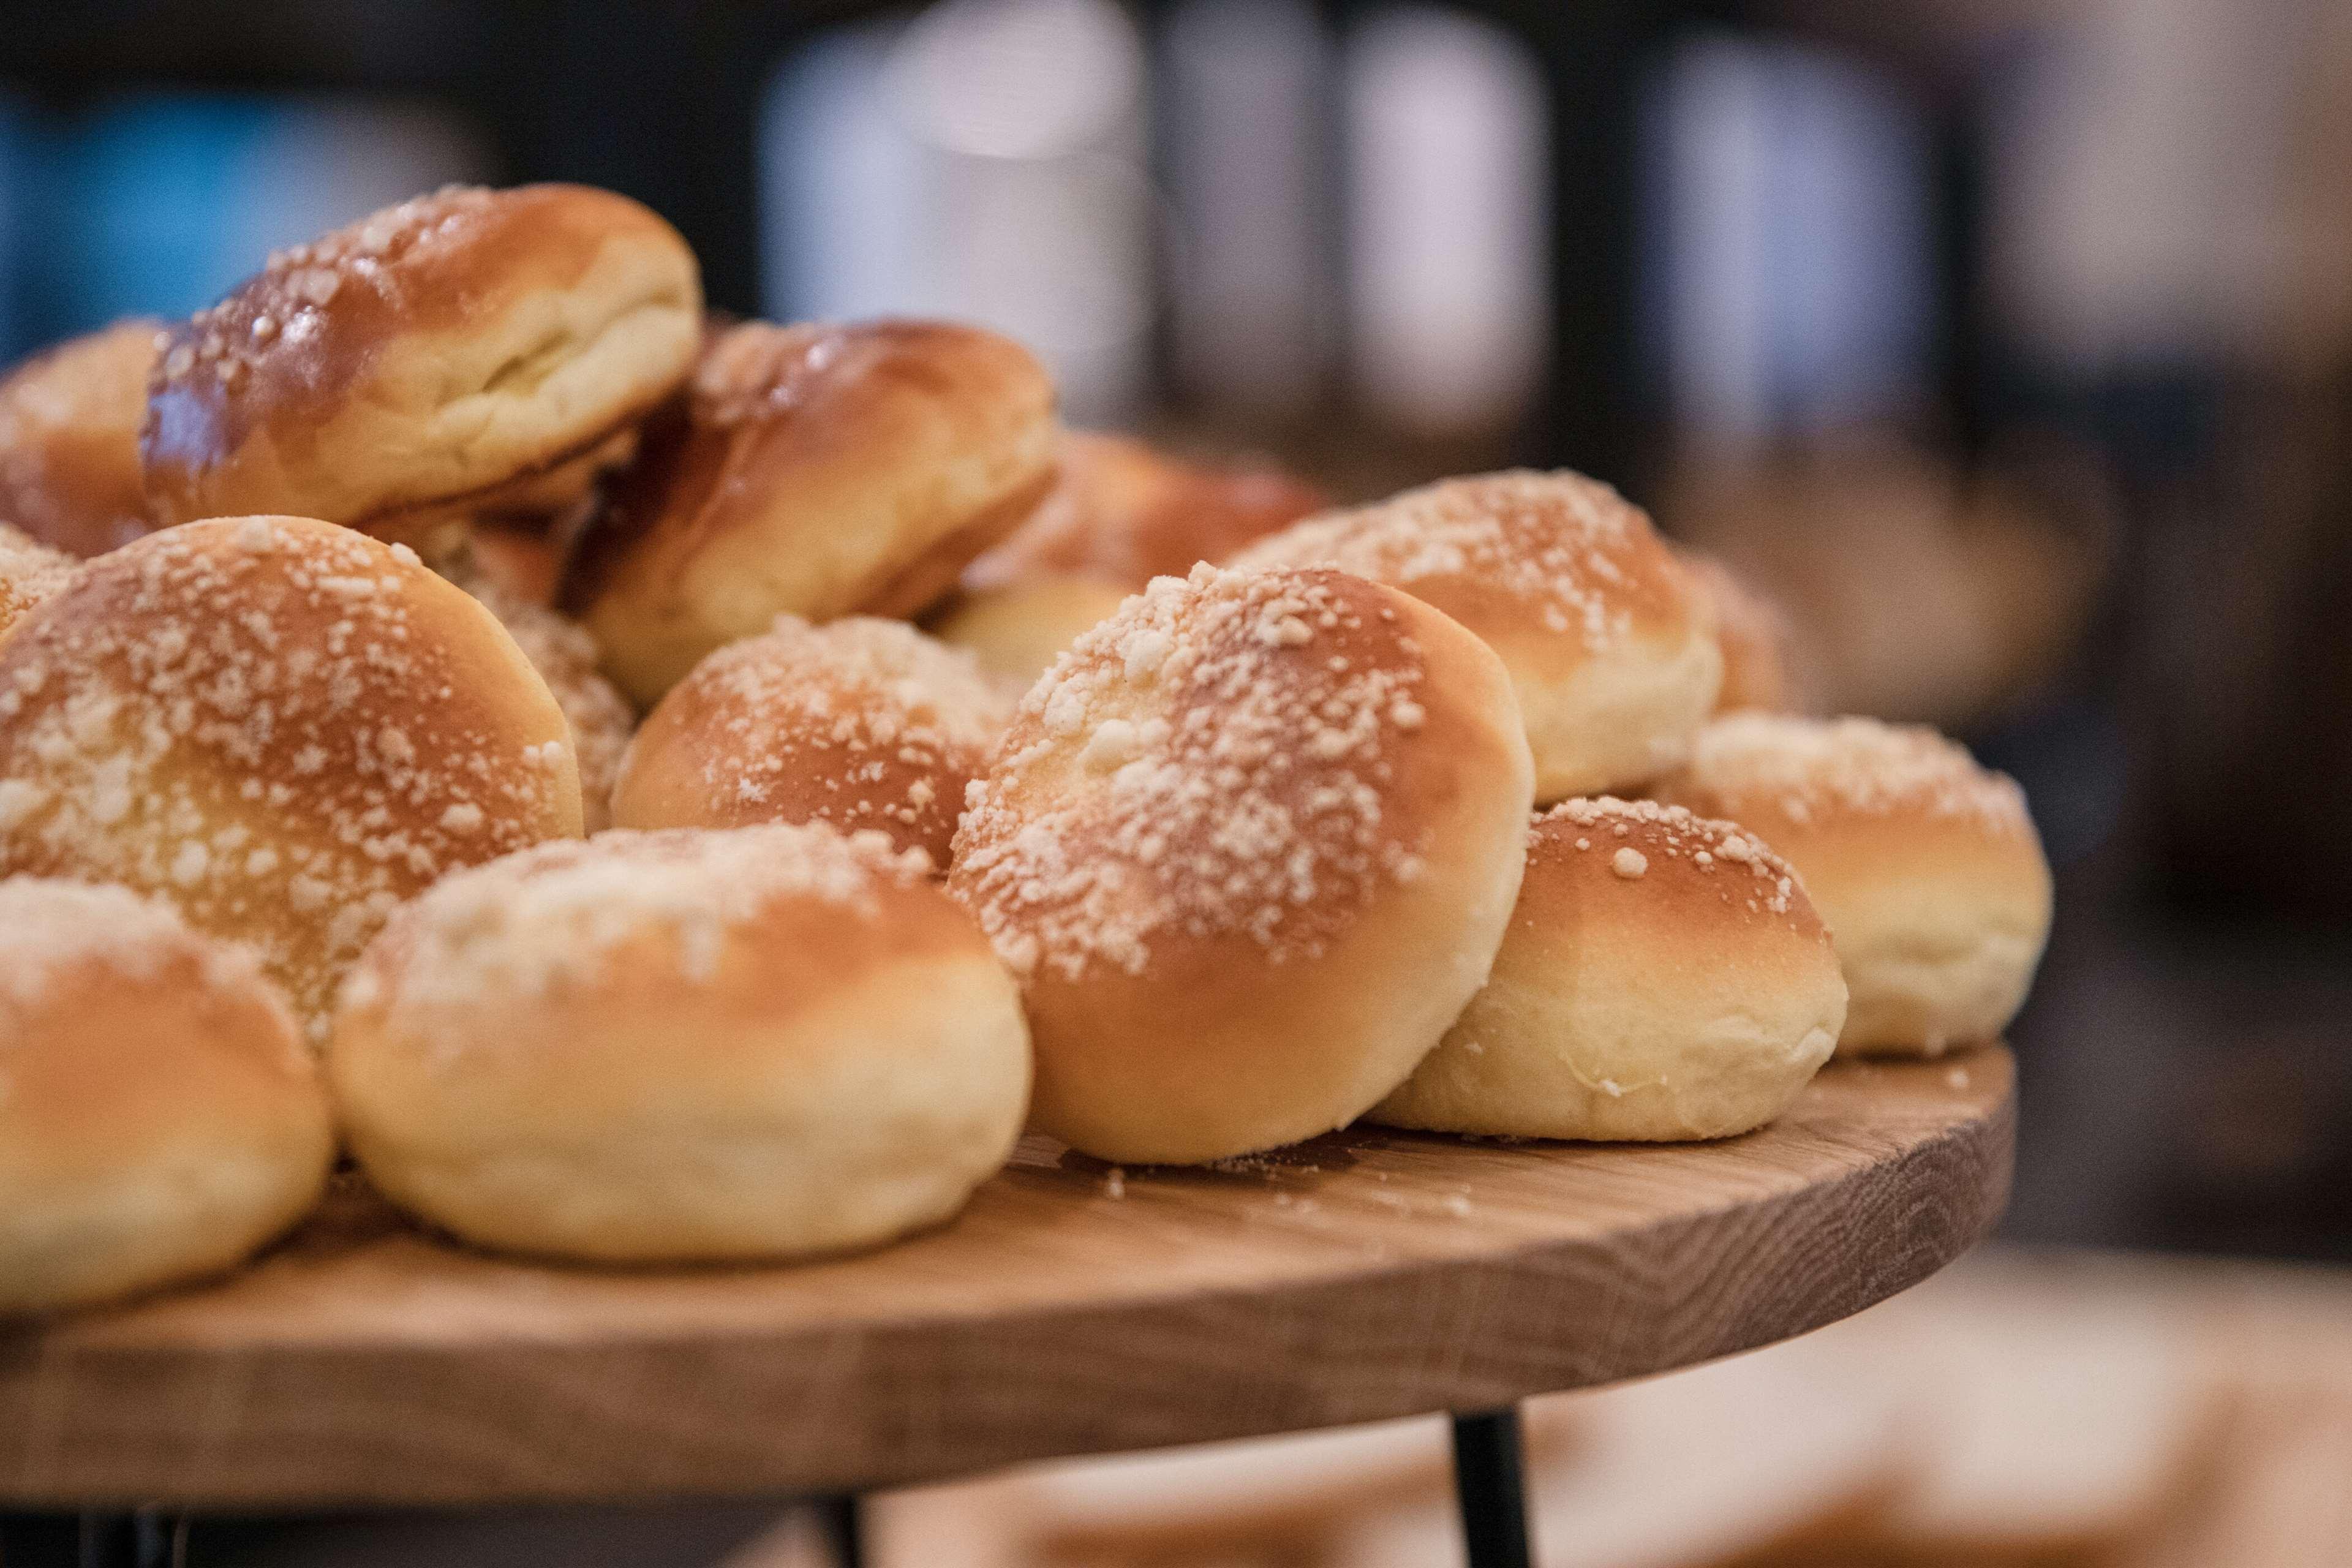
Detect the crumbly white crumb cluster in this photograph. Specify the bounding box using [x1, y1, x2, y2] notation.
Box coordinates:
[1679, 714, 2031, 831]
[0, 523, 74, 631]
[0, 518, 572, 1027]
[950, 564, 1436, 982]
[1232, 470, 1665, 649]
[1540, 796, 1805, 920]
[152, 186, 495, 398]
[0, 876, 266, 1024]
[348, 823, 930, 1020]
[451, 565, 635, 830]
[668, 615, 1006, 844]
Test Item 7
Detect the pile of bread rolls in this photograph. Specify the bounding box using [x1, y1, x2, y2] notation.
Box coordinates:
[0, 183, 2052, 1316]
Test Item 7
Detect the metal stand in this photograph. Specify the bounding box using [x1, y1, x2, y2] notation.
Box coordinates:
[816, 1491, 863, 1568]
[1452, 1407, 1536, 1568]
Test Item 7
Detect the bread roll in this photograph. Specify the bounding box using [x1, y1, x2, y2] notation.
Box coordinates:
[141, 185, 700, 540]
[929, 575, 1132, 688]
[0, 523, 75, 643]
[0, 319, 159, 557]
[0, 878, 333, 1314]
[1678, 548, 1798, 714]
[964, 429, 1325, 591]
[564, 318, 1058, 706]
[1653, 714, 2052, 1055]
[330, 825, 1031, 1262]
[948, 564, 1531, 1164]
[1371, 797, 1843, 1140]
[613, 616, 1008, 867]
[1232, 471, 1722, 801]
[0, 516, 582, 1035]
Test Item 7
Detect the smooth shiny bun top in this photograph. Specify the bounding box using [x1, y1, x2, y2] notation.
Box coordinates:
[612, 615, 1010, 867]
[0, 319, 160, 557]
[142, 184, 701, 533]
[565, 318, 1057, 706]
[0, 515, 582, 1031]
[0, 524, 75, 641]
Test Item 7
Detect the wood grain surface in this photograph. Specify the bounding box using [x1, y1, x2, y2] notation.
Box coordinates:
[0, 1050, 2013, 1511]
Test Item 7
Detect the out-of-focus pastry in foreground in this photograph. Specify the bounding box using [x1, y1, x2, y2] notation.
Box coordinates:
[0, 879, 334, 1316]
[1373, 797, 1844, 1141]
[140, 184, 701, 546]
[1654, 713, 2052, 1056]
[1676, 547, 1802, 714]
[613, 615, 1009, 868]
[1232, 470, 1722, 803]
[565, 318, 1058, 707]
[929, 574, 1133, 689]
[0, 515, 583, 1035]
[948, 564, 1531, 1164]
[330, 825, 1031, 1263]
[0, 522, 76, 643]
[0, 318, 160, 558]
[964, 429, 1325, 592]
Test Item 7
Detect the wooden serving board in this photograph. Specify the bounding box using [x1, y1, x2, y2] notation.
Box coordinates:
[0, 1050, 2013, 1512]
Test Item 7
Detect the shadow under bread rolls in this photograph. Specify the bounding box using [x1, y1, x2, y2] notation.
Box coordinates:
[1653, 714, 2052, 1057]
[0, 516, 582, 1037]
[0, 880, 333, 1316]
[0, 318, 160, 558]
[141, 184, 700, 543]
[1370, 798, 1844, 1142]
[928, 574, 1133, 688]
[948, 565, 1532, 1165]
[0, 523, 75, 643]
[330, 826, 1031, 1264]
[562, 318, 1058, 707]
[1231, 471, 1722, 804]
[613, 616, 1009, 868]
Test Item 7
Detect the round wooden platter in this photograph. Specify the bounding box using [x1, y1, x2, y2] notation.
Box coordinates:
[0, 1049, 2013, 1513]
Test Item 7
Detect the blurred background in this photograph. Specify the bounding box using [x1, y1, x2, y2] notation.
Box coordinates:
[4, 0, 2351, 1563]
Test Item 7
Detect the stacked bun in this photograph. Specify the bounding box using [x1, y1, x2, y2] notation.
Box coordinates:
[0, 319, 159, 557]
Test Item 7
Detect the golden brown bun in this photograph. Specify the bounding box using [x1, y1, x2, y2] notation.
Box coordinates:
[330, 826, 1031, 1263]
[0, 879, 333, 1314]
[0, 523, 75, 643]
[1677, 548, 1800, 714]
[451, 517, 563, 606]
[929, 574, 1133, 688]
[1232, 471, 1722, 802]
[948, 565, 1532, 1164]
[1653, 714, 2052, 1056]
[965, 430, 1325, 592]
[0, 516, 582, 1036]
[564, 318, 1058, 706]
[0, 320, 160, 557]
[141, 185, 701, 536]
[613, 616, 1008, 868]
[1371, 797, 1843, 1140]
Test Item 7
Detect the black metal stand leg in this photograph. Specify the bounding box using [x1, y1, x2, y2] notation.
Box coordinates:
[816, 1493, 863, 1568]
[1452, 1407, 1536, 1568]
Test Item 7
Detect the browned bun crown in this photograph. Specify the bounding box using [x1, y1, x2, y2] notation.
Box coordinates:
[1653, 714, 2052, 1055]
[564, 318, 1058, 706]
[0, 516, 582, 1035]
[141, 184, 700, 535]
[948, 564, 1532, 1164]
[330, 825, 1031, 1262]
[1678, 548, 1800, 714]
[0, 879, 334, 1314]
[0, 523, 75, 643]
[965, 429, 1325, 591]
[613, 616, 1009, 867]
[1373, 797, 1844, 1140]
[0, 319, 160, 557]
[1232, 470, 1723, 802]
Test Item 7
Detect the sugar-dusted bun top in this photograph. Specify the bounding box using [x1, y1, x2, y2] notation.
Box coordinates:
[949, 564, 1460, 982]
[1664, 713, 2034, 837]
[0, 319, 160, 558]
[1526, 796, 1828, 944]
[0, 876, 284, 1028]
[1231, 469, 1700, 651]
[0, 515, 581, 1028]
[0, 523, 75, 640]
[143, 184, 701, 531]
[342, 823, 947, 1022]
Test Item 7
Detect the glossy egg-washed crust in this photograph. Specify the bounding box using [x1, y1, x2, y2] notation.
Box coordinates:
[141, 184, 700, 537]
[564, 318, 1058, 706]
[0, 516, 582, 1035]
[0, 880, 334, 1316]
[949, 565, 1533, 1164]
[0, 318, 160, 559]
[1373, 797, 1845, 1140]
